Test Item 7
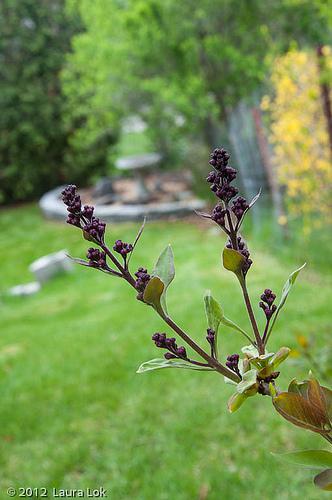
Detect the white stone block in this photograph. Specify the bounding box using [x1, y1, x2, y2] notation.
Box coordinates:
[29, 250, 73, 283]
[9, 282, 41, 297]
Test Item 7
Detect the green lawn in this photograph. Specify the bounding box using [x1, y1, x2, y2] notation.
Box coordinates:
[0, 205, 331, 499]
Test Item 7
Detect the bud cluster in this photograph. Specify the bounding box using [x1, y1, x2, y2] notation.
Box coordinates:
[206, 149, 253, 277]
[231, 196, 249, 220]
[62, 184, 81, 214]
[206, 328, 216, 357]
[61, 185, 106, 244]
[87, 248, 107, 269]
[207, 148, 238, 203]
[134, 267, 151, 299]
[152, 333, 187, 360]
[211, 204, 226, 227]
[259, 289, 277, 319]
[206, 328, 215, 345]
[226, 236, 252, 275]
[226, 354, 241, 378]
[113, 240, 133, 258]
[83, 218, 106, 243]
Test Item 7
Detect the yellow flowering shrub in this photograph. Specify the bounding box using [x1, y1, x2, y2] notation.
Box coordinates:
[262, 48, 332, 232]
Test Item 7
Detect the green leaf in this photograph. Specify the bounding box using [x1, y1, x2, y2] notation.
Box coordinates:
[220, 315, 254, 344]
[237, 188, 261, 230]
[288, 379, 332, 422]
[222, 248, 246, 280]
[204, 291, 222, 333]
[152, 245, 175, 314]
[249, 188, 262, 209]
[242, 345, 259, 358]
[272, 450, 332, 469]
[127, 217, 146, 266]
[266, 263, 306, 340]
[288, 379, 309, 398]
[322, 386, 332, 421]
[273, 392, 332, 434]
[204, 291, 222, 358]
[236, 369, 258, 394]
[204, 292, 254, 346]
[269, 347, 291, 368]
[143, 277, 164, 315]
[227, 392, 248, 413]
[137, 358, 213, 373]
[314, 469, 332, 490]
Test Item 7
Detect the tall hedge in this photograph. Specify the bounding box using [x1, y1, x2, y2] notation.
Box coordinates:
[0, 0, 115, 205]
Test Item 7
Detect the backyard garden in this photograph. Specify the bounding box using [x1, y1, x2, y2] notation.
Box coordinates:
[0, 1, 331, 499]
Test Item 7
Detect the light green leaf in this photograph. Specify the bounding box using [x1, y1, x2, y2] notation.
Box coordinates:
[266, 263, 306, 341]
[204, 291, 222, 333]
[314, 468, 332, 490]
[228, 392, 248, 413]
[236, 369, 258, 394]
[204, 291, 222, 359]
[152, 245, 175, 314]
[224, 376, 237, 386]
[242, 345, 259, 358]
[136, 358, 213, 373]
[269, 347, 291, 368]
[222, 248, 246, 281]
[220, 315, 254, 344]
[127, 217, 146, 266]
[204, 292, 254, 347]
[237, 188, 261, 230]
[272, 450, 332, 469]
[143, 277, 164, 315]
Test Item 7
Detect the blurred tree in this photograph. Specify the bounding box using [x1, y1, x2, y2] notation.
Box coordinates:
[64, 0, 331, 165]
[261, 48, 332, 232]
[0, 0, 116, 204]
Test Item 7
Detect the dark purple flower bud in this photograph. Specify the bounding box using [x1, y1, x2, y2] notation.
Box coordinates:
[209, 148, 230, 170]
[135, 267, 151, 299]
[62, 185, 83, 215]
[164, 352, 177, 360]
[237, 237, 245, 250]
[152, 332, 167, 348]
[82, 205, 94, 220]
[66, 213, 81, 228]
[259, 288, 277, 319]
[165, 337, 176, 349]
[206, 328, 215, 345]
[211, 205, 226, 227]
[86, 247, 107, 269]
[61, 184, 77, 205]
[223, 167, 237, 183]
[206, 171, 217, 183]
[226, 236, 252, 275]
[216, 185, 238, 203]
[231, 196, 249, 220]
[226, 353, 241, 377]
[83, 217, 106, 243]
[152, 333, 187, 360]
[113, 240, 133, 257]
[176, 346, 187, 358]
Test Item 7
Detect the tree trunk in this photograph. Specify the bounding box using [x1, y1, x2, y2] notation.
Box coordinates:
[316, 45, 332, 156]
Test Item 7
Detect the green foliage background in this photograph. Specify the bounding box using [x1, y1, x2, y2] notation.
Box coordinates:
[0, 0, 116, 204]
[0, 0, 330, 204]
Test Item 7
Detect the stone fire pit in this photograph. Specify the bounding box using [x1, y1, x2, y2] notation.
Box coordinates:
[39, 156, 205, 222]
